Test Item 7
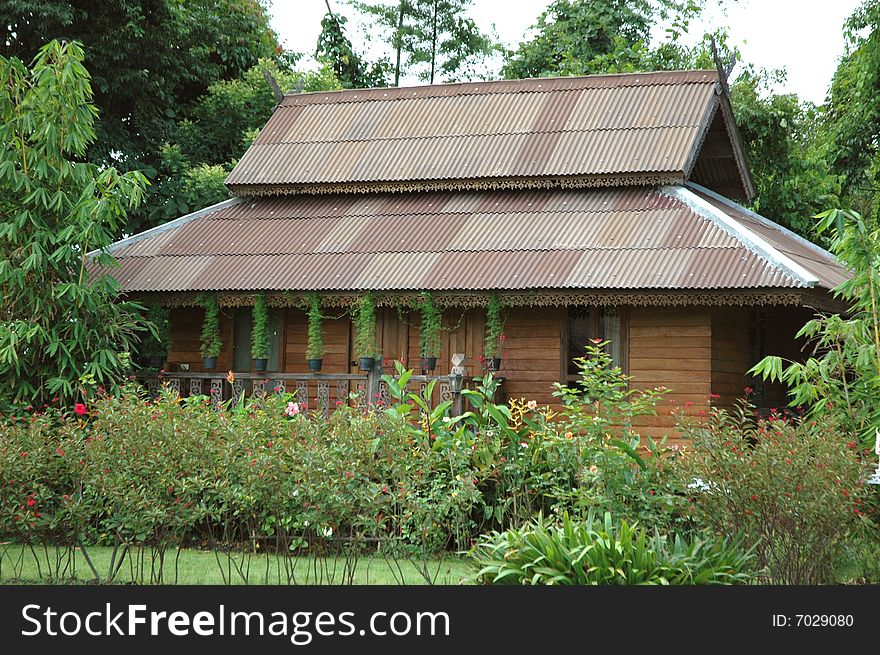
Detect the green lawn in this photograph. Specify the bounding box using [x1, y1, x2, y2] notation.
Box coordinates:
[0, 543, 472, 585]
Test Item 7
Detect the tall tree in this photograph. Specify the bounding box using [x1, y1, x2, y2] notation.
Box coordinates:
[316, 0, 390, 88]
[353, 0, 497, 84]
[146, 58, 341, 225]
[824, 0, 880, 216]
[0, 0, 280, 230]
[501, 0, 702, 79]
[0, 41, 150, 407]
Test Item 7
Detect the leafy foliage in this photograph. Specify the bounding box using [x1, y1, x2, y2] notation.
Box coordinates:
[470, 512, 755, 585]
[751, 209, 880, 444]
[674, 400, 871, 584]
[483, 293, 504, 359]
[0, 40, 149, 407]
[824, 0, 880, 214]
[0, 0, 279, 232]
[250, 293, 269, 360]
[198, 295, 222, 359]
[306, 293, 324, 361]
[316, 2, 390, 88]
[418, 292, 442, 358]
[140, 304, 171, 362]
[501, 0, 703, 79]
[354, 293, 379, 358]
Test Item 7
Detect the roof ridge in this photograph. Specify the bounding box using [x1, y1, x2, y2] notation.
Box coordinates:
[281, 70, 720, 106]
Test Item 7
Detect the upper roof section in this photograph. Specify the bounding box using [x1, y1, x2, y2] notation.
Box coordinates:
[225, 70, 755, 200]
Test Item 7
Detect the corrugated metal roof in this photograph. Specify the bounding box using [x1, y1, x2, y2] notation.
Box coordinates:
[685, 184, 847, 290]
[226, 70, 720, 188]
[105, 185, 838, 293]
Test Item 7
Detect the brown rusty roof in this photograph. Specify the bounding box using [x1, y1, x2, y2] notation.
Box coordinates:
[105, 185, 841, 294]
[226, 70, 748, 193]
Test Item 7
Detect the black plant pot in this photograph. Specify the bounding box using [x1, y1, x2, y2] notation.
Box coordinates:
[149, 354, 165, 369]
[420, 356, 437, 372]
[253, 358, 268, 372]
[307, 358, 323, 372]
[358, 356, 375, 371]
[486, 357, 502, 371]
[202, 356, 217, 370]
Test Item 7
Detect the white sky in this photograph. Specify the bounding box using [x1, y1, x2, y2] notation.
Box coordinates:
[270, 0, 863, 104]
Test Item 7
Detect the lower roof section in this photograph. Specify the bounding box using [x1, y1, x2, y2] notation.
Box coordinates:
[104, 185, 845, 294]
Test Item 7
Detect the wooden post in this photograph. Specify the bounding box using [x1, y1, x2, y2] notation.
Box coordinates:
[366, 360, 383, 407]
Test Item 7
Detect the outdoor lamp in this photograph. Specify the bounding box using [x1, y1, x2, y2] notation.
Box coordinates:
[449, 371, 464, 395]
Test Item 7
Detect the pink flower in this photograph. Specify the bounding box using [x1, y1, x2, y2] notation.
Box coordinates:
[284, 401, 300, 417]
[73, 403, 87, 416]
[226, 370, 235, 384]
[526, 400, 538, 411]
[589, 465, 598, 474]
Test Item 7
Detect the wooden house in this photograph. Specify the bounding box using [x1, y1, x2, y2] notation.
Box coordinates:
[106, 70, 847, 439]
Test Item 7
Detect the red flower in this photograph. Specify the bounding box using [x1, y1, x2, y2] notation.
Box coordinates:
[26, 498, 36, 507]
[74, 403, 87, 416]
[847, 440, 857, 449]
[56, 449, 64, 456]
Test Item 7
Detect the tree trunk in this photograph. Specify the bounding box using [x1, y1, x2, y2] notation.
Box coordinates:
[429, 0, 438, 84]
[394, 1, 405, 86]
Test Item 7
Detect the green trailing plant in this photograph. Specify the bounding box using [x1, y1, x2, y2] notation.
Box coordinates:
[306, 293, 324, 361]
[198, 295, 222, 359]
[418, 292, 442, 358]
[354, 293, 378, 359]
[469, 512, 756, 585]
[483, 293, 504, 359]
[251, 294, 269, 360]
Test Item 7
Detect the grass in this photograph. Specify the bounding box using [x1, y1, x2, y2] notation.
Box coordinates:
[0, 543, 472, 585]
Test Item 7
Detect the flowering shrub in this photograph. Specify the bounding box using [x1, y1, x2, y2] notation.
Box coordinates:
[673, 401, 872, 584]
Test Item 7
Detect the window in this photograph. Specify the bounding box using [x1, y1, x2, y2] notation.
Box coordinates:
[232, 308, 282, 372]
[562, 307, 627, 382]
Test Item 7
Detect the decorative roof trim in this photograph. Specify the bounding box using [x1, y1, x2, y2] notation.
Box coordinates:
[685, 181, 842, 267]
[661, 185, 819, 287]
[229, 173, 684, 197]
[102, 198, 242, 256]
[142, 289, 808, 310]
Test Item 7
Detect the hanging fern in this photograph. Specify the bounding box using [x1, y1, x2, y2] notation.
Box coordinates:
[484, 292, 504, 358]
[354, 293, 378, 358]
[198, 294, 221, 358]
[419, 292, 442, 357]
[251, 293, 269, 359]
[306, 292, 324, 360]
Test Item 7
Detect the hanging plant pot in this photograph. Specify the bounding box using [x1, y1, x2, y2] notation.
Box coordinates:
[202, 356, 217, 370]
[358, 356, 375, 371]
[486, 357, 502, 371]
[149, 354, 165, 369]
[253, 358, 268, 372]
[307, 358, 323, 372]
[420, 356, 437, 372]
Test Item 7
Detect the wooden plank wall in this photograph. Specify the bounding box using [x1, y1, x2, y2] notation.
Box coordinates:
[628, 308, 712, 441]
[501, 307, 564, 406]
[167, 306, 234, 372]
[710, 307, 751, 409]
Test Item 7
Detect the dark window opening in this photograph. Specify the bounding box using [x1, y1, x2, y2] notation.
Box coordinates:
[563, 307, 627, 382]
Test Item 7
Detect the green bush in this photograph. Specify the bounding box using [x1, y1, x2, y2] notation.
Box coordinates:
[673, 401, 872, 584]
[469, 512, 755, 585]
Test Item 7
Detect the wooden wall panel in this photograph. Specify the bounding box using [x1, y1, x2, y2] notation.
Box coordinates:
[628, 308, 712, 441]
[167, 306, 234, 372]
[500, 307, 564, 407]
[710, 307, 751, 409]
